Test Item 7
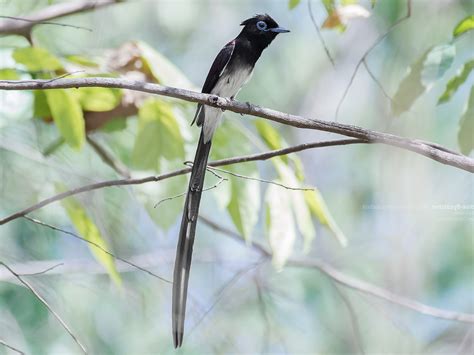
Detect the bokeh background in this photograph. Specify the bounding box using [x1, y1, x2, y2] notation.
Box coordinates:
[0, 0, 473, 354]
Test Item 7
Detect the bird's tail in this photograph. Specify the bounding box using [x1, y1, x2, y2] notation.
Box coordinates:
[172, 130, 212, 348]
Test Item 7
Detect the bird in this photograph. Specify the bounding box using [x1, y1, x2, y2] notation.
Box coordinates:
[172, 13, 289, 348]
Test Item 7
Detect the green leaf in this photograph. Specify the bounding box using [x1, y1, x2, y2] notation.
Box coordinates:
[392, 48, 431, 116]
[370, 0, 377, 7]
[453, 15, 474, 38]
[322, 0, 336, 13]
[45, 90, 85, 149]
[0, 68, 19, 80]
[438, 60, 474, 104]
[60, 192, 121, 285]
[66, 55, 99, 67]
[75, 87, 122, 112]
[212, 121, 261, 239]
[289, 0, 301, 9]
[33, 91, 51, 118]
[12, 47, 63, 72]
[421, 44, 456, 88]
[135, 41, 194, 89]
[132, 99, 185, 171]
[266, 184, 296, 270]
[304, 189, 347, 246]
[101, 117, 127, 132]
[226, 164, 260, 243]
[458, 87, 474, 155]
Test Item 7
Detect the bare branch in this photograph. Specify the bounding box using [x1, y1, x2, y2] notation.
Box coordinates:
[0, 138, 364, 225]
[0, 77, 470, 172]
[199, 216, 474, 324]
[0, 261, 88, 354]
[307, 0, 336, 67]
[23, 216, 171, 284]
[207, 166, 313, 191]
[0, 0, 120, 38]
[335, 0, 412, 120]
[0, 339, 25, 355]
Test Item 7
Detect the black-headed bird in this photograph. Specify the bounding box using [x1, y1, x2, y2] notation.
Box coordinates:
[172, 14, 289, 348]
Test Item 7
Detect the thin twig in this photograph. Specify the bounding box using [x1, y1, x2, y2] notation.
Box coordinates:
[335, 0, 412, 120]
[331, 282, 365, 355]
[0, 138, 365, 226]
[307, 0, 336, 67]
[87, 136, 131, 178]
[0, 77, 470, 172]
[0, 261, 88, 354]
[0, 15, 92, 32]
[19, 262, 64, 276]
[154, 174, 227, 208]
[0, 0, 119, 38]
[199, 216, 474, 324]
[0, 339, 25, 355]
[23, 216, 171, 284]
[208, 166, 314, 191]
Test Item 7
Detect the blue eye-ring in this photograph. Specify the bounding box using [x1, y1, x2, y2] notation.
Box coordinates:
[256, 21, 267, 31]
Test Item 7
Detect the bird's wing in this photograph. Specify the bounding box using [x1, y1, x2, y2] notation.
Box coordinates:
[172, 131, 212, 348]
[192, 40, 235, 126]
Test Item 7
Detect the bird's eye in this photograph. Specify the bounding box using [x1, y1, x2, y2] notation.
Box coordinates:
[256, 21, 267, 31]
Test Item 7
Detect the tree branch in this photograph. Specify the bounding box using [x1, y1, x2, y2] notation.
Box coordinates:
[0, 77, 471, 172]
[0, 339, 24, 355]
[199, 216, 474, 324]
[0, 261, 88, 354]
[0, 0, 120, 38]
[0, 138, 364, 225]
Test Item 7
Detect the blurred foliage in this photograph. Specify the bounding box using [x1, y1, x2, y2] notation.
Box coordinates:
[0, 0, 473, 354]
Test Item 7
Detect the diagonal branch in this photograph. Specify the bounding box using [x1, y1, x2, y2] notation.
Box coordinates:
[0, 77, 471, 172]
[0, 0, 120, 38]
[0, 261, 88, 354]
[0, 138, 364, 226]
[200, 216, 474, 324]
[0, 339, 24, 355]
[23, 216, 171, 284]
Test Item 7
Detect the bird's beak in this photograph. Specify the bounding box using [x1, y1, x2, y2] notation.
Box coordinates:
[270, 27, 290, 33]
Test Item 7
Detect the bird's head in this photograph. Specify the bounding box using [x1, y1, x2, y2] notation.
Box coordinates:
[239, 14, 289, 46]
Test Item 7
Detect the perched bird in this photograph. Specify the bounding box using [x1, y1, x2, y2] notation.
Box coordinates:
[172, 13, 289, 348]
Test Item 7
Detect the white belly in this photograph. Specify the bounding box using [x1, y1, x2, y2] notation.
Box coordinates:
[202, 67, 253, 143]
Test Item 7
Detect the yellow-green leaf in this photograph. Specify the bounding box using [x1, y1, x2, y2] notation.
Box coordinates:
[12, 47, 63, 72]
[254, 119, 288, 163]
[304, 189, 347, 247]
[75, 87, 122, 112]
[438, 60, 474, 104]
[453, 15, 474, 38]
[0, 68, 19, 80]
[458, 87, 474, 155]
[61, 193, 121, 285]
[33, 91, 51, 118]
[66, 55, 99, 67]
[132, 99, 185, 171]
[45, 89, 85, 149]
[289, 0, 301, 9]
